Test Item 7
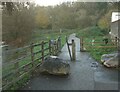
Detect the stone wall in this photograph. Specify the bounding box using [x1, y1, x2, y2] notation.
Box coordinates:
[110, 20, 120, 46]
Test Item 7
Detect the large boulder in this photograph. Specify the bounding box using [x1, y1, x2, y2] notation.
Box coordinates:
[101, 53, 119, 68]
[101, 53, 117, 63]
[39, 56, 70, 75]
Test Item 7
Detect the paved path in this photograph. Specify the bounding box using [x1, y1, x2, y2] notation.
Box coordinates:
[21, 33, 118, 90]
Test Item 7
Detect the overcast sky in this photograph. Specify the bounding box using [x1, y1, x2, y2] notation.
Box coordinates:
[34, 0, 77, 6]
[34, 0, 120, 6]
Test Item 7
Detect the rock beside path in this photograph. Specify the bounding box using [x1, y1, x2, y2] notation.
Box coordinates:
[101, 53, 119, 68]
[39, 56, 70, 75]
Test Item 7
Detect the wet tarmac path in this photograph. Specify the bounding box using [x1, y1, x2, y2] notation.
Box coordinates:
[21, 33, 118, 90]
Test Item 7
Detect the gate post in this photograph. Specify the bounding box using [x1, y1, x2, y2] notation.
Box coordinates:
[54, 40, 57, 55]
[41, 41, 44, 62]
[31, 43, 34, 67]
[66, 36, 72, 60]
[72, 39, 76, 61]
[49, 40, 51, 55]
[115, 37, 118, 46]
[58, 36, 61, 52]
[80, 37, 84, 52]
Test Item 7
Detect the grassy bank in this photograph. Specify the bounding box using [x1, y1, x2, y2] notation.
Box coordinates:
[32, 26, 117, 62]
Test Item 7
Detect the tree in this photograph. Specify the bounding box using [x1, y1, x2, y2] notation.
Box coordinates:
[98, 16, 109, 30]
[98, 9, 116, 32]
[35, 6, 50, 29]
[2, 2, 35, 47]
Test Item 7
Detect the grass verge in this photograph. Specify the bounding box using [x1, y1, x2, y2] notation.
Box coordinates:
[76, 26, 117, 62]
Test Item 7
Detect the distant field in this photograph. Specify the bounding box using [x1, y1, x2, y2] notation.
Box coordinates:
[32, 29, 78, 46]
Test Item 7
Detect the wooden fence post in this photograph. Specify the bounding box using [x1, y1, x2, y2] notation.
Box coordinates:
[30, 43, 34, 68]
[41, 41, 44, 62]
[49, 40, 51, 55]
[56, 39, 59, 54]
[117, 38, 120, 50]
[115, 37, 118, 46]
[58, 36, 61, 52]
[80, 37, 84, 52]
[51, 43, 54, 55]
[50, 40, 54, 55]
[14, 51, 19, 87]
[72, 39, 76, 61]
[54, 40, 57, 55]
[66, 36, 72, 60]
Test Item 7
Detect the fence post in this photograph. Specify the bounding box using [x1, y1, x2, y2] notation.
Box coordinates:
[49, 40, 51, 55]
[80, 37, 84, 52]
[66, 36, 72, 60]
[56, 40, 58, 55]
[54, 40, 57, 55]
[13, 51, 19, 87]
[30, 43, 34, 68]
[117, 38, 120, 50]
[115, 37, 118, 46]
[51, 43, 54, 55]
[58, 36, 61, 52]
[72, 39, 76, 61]
[41, 41, 44, 62]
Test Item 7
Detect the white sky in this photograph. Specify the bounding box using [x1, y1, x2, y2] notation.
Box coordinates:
[34, 0, 77, 6]
[34, 0, 120, 6]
